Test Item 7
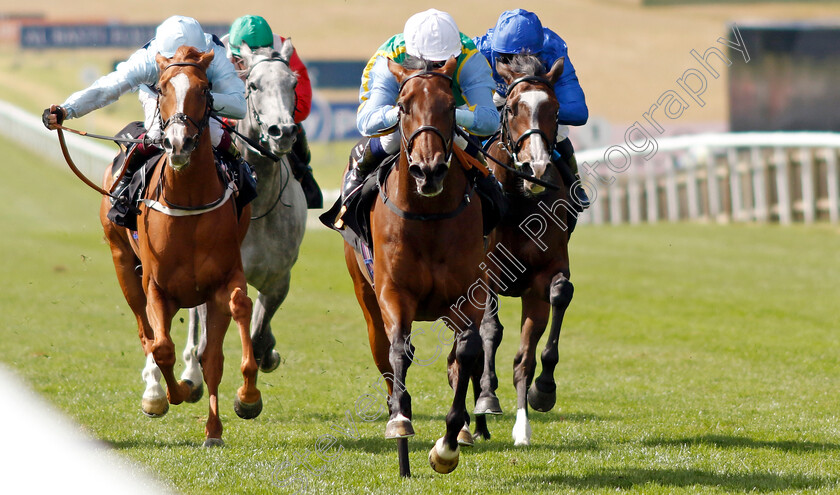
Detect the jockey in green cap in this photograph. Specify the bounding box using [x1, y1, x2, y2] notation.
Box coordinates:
[225, 15, 321, 208]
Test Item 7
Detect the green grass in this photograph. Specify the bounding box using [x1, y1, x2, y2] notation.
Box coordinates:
[2, 133, 840, 494]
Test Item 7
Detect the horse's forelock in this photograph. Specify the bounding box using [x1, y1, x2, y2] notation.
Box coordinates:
[402, 55, 438, 72]
[505, 53, 546, 78]
[172, 45, 204, 62]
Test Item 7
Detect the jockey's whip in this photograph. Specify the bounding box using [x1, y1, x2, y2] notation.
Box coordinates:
[455, 127, 560, 191]
[211, 114, 281, 162]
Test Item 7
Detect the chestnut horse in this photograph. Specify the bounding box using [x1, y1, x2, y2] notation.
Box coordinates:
[99, 46, 261, 446]
[344, 57, 486, 473]
[471, 54, 575, 446]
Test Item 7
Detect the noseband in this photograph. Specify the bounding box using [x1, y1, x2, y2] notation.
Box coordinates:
[501, 75, 558, 168]
[158, 62, 213, 141]
[398, 71, 455, 167]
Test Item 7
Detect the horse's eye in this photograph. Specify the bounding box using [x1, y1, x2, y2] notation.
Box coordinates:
[249, 82, 258, 91]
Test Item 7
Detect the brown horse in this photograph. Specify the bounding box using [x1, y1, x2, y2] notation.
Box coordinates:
[343, 57, 486, 473]
[99, 46, 261, 446]
[471, 54, 575, 446]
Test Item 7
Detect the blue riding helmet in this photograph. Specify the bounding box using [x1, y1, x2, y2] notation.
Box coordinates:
[490, 9, 544, 55]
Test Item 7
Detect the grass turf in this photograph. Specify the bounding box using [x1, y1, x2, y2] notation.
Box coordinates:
[1, 134, 839, 494]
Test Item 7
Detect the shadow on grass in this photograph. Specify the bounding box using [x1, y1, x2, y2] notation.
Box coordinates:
[509, 468, 835, 492]
[644, 434, 840, 452]
[106, 438, 202, 450]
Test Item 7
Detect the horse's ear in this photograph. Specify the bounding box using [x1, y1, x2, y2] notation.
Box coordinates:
[239, 42, 253, 62]
[199, 48, 215, 70]
[388, 58, 408, 83]
[441, 56, 457, 77]
[495, 58, 515, 84]
[279, 38, 294, 62]
[547, 56, 565, 86]
[155, 52, 170, 72]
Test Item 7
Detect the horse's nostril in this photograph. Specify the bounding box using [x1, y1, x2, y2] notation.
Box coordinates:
[267, 125, 281, 137]
[163, 138, 173, 151]
[281, 125, 296, 138]
[409, 164, 424, 180]
[183, 136, 194, 151]
[432, 163, 448, 180]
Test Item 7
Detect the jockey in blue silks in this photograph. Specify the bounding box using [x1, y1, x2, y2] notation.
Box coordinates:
[341, 9, 499, 203]
[474, 9, 590, 210]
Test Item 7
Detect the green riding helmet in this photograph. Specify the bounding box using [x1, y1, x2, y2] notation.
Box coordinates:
[229, 15, 274, 56]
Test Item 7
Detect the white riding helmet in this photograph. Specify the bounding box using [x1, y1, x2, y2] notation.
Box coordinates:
[155, 16, 207, 58]
[403, 9, 462, 61]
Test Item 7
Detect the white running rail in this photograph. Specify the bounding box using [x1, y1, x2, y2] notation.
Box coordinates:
[576, 132, 840, 225]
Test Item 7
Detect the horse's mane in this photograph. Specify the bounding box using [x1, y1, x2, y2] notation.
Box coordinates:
[500, 53, 546, 78]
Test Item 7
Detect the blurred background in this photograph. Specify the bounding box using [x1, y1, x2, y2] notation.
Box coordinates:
[3, 0, 840, 224]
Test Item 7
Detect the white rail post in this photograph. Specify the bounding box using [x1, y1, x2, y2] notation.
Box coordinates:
[609, 180, 623, 225]
[825, 148, 839, 224]
[727, 148, 745, 222]
[666, 156, 679, 221]
[774, 147, 792, 225]
[707, 151, 721, 222]
[799, 148, 816, 224]
[645, 160, 658, 223]
[751, 147, 769, 222]
[685, 153, 700, 220]
[628, 168, 642, 225]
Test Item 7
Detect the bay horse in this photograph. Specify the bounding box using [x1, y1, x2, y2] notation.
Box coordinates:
[185, 39, 307, 380]
[471, 54, 574, 446]
[99, 46, 261, 447]
[343, 57, 486, 474]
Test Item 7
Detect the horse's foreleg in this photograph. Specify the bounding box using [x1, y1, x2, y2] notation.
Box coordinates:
[146, 282, 190, 406]
[181, 305, 206, 403]
[100, 212, 163, 415]
[378, 286, 417, 440]
[200, 299, 227, 447]
[430, 324, 481, 474]
[474, 292, 504, 417]
[511, 294, 550, 446]
[529, 273, 574, 412]
[228, 280, 261, 420]
[251, 276, 290, 373]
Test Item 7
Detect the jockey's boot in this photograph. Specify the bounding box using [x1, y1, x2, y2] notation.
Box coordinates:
[112, 136, 156, 207]
[553, 138, 589, 212]
[289, 126, 323, 209]
[341, 136, 391, 204]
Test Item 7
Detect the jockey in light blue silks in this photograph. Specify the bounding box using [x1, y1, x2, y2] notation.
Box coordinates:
[474, 9, 591, 210]
[43, 16, 247, 208]
[341, 8, 500, 202]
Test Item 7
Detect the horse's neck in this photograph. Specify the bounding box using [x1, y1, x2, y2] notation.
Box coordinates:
[158, 142, 222, 201]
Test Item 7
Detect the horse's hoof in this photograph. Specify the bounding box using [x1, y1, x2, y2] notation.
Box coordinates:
[457, 426, 474, 447]
[184, 379, 204, 403]
[527, 383, 556, 412]
[384, 415, 415, 439]
[234, 395, 263, 420]
[203, 437, 225, 448]
[428, 438, 459, 474]
[472, 429, 491, 442]
[474, 395, 503, 415]
[141, 397, 169, 418]
[259, 350, 281, 373]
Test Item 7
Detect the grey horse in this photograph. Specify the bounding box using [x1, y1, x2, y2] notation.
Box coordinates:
[176, 39, 308, 397]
